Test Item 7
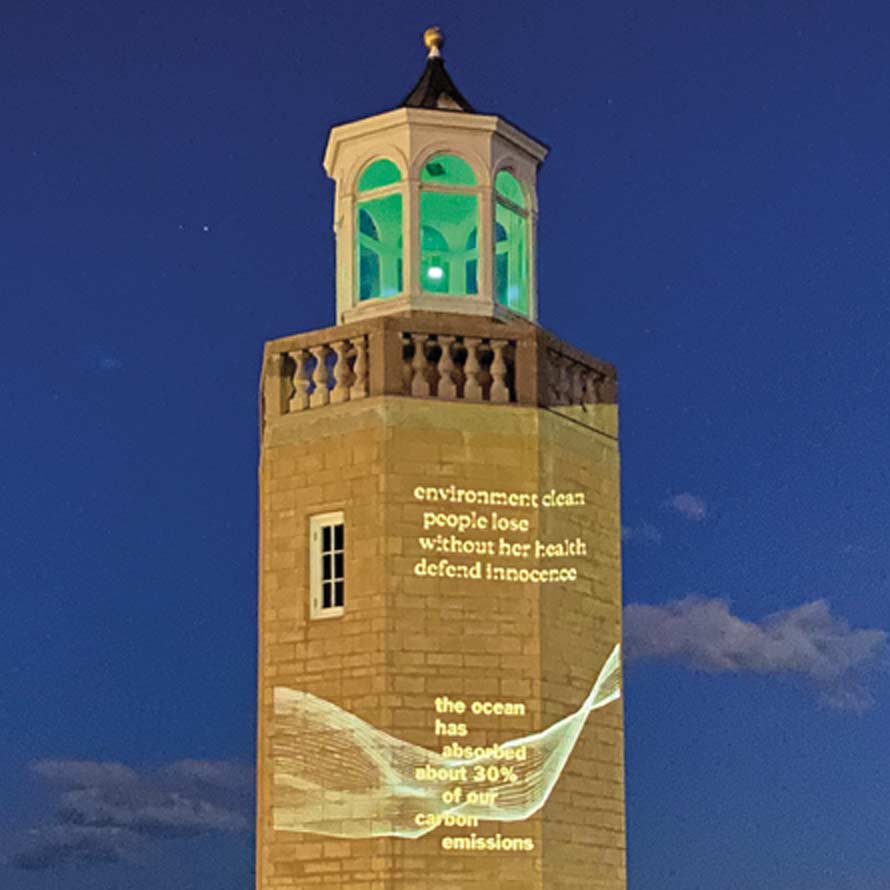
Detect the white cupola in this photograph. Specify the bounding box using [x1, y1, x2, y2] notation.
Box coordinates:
[323, 27, 549, 325]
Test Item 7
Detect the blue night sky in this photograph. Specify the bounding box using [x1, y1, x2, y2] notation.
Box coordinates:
[2, 2, 889, 888]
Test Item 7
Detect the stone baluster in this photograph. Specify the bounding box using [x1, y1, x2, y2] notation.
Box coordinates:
[410, 334, 431, 397]
[288, 349, 311, 412]
[350, 336, 368, 399]
[593, 372, 609, 403]
[436, 336, 457, 399]
[545, 350, 560, 404]
[489, 339, 509, 403]
[569, 362, 585, 405]
[557, 355, 571, 405]
[401, 335, 414, 393]
[330, 340, 351, 404]
[548, 354, 560, 404]
[309, 344, 331, 408]
[463, 337, 482, 401]
[581, 369, 597, 406]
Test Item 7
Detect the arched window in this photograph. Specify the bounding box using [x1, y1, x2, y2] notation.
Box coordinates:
[419, 154, 479, 295]
[356, 159, 403, 301]
[494, 169, 529, 315]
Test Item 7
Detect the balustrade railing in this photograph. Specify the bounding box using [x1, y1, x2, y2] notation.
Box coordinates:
[260, 312, 616, 431]
[402, 333, 514, 403]
[284, 335, 369, 413]
[544, 347, 611, 407]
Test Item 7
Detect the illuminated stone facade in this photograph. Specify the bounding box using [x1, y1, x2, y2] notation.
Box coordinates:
[256, 39, 626, 890]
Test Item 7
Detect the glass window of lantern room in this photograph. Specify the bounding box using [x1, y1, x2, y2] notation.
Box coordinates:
[419, 154, 479, 295]
[356, 160, 403, 301]
[494, 169, 529, 316]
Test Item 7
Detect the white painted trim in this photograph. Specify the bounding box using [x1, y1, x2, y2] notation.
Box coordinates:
[309, 511, 345, 620]
[341, 292, 503, 324]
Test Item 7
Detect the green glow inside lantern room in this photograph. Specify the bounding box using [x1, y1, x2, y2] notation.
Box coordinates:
[495, 169, 525, 207]
[358, 158, 401, 191]
[419, 155, 478, 295]
[356, 160, 403, 300]
[495, 170, 529, 315]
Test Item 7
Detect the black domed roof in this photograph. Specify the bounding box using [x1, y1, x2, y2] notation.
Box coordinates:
[401, 56, 475, 113]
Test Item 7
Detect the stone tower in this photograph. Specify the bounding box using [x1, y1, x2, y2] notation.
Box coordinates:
[256, 29, 626, 890]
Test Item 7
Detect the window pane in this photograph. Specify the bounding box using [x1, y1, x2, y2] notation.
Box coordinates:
[358, 208, 379, 239]
[495, 200, 529, 316]
[356, 193, 403, 300]
[465, 259, 477, 293]
[420, 154, 476, 185]
[359, 246, 380, 301]
[495, 252, 508, 305]
[419, 192, 478, 295]
[358, 159, 401, 191]
[311, 513, 344, 619]
[495, 169, 525, 207]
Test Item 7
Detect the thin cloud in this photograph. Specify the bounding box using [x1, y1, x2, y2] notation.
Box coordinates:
[665, 492, 707, 521]
[161, 759, 254, 792]
[32, 760, 140, 788]
[6, 759, 252, 871]
[8, 826, 142, 871]
[621, 523, 663, 544]
[82, 349, 123, 372]
[97, 355, 123, 371]
[624, 596, 887, 712]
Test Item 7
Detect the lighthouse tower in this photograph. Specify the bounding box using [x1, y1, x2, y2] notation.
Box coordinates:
[256, 29, 626, 890]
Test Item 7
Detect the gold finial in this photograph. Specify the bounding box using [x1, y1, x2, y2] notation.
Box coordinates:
[423, 26, 444, 59]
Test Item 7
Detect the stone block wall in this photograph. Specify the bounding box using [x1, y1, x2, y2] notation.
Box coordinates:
[256, 337, 624, 890]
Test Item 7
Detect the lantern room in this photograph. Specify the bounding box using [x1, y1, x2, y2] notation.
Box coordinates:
[322, 27, 548, 325]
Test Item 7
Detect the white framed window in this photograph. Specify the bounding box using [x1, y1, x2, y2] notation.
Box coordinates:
[309, 511, 344, 619]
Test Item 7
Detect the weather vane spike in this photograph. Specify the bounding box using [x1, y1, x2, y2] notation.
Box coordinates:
[423, 26, 444, 59]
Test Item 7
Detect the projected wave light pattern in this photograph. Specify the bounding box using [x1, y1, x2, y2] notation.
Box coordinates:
[271, 643, 621, 839]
